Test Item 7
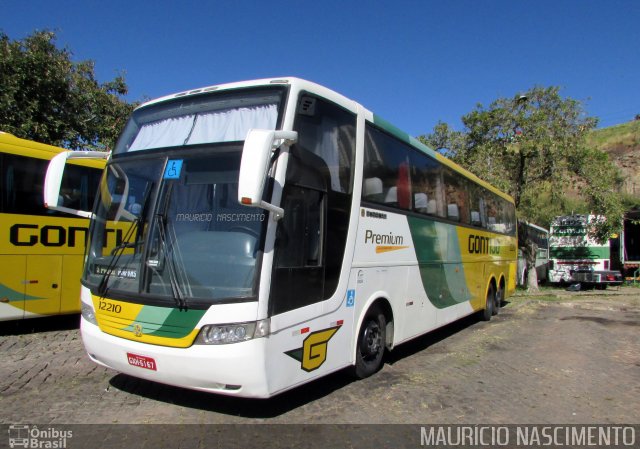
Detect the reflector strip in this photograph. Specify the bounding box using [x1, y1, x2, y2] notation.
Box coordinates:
[291, 326, 311, 336]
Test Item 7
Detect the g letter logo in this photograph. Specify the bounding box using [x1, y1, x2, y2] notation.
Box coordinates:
[285, 326, 341, 372]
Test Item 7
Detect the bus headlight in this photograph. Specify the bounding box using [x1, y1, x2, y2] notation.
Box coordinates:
[81, 302, 97, 325]
[196, 319, 270, 345]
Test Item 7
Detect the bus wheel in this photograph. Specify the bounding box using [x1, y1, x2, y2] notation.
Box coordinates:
[481, 284, 495, 321]
[353, 306, 386, 379]
[493, 284, 504, 315]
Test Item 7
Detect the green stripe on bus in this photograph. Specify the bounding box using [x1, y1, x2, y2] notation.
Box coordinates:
[373, 114, 438, 159]
[145, 307, 206, 338]
[550, 247, 610, 259]
[407, 216, 472, 309]
[122, 305, 206, 339]
[0, 284, 43, 302]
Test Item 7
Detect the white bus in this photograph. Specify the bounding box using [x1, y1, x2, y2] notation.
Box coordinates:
[548, 214, 622, 287]
[45, 78, 517, 397]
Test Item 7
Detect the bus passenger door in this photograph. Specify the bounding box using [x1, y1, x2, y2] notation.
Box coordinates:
[269, 185, 325, 315]
[0, 255, 27, 320]
[264, 94, 356, 393]
[24, 255, 63, 317]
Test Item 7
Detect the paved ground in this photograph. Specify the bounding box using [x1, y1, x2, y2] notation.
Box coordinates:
[1, 287, 639, 427]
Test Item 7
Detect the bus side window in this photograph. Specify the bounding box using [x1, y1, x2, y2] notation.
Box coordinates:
[60, 164, 101, 213]
[410, 152, 445, 218]
[443, 168, 469, 224]
[363, 125, 412, 211]
[468, 182, 486, 227]
[1, 154, 11, 211]
[484, 195, 498, 231]
[296, 96, 354, 194]
[2, 153, 48, 215]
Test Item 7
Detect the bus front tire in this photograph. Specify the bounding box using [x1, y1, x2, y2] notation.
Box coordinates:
[353, 307, 386, 379]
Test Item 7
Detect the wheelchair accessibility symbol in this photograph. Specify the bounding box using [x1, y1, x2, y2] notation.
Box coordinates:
[164, 160, 183, 179]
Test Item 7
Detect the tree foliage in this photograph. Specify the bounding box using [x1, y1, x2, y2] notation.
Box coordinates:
[420, 86, 624, 290]
[0, 30, 136, 151]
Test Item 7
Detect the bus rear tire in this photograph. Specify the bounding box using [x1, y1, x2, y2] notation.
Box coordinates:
[353, 306, 386, 379]
[481, 284, 495, 321]
[493, 283, 504, 315]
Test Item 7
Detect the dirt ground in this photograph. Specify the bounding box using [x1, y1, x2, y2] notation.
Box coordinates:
[1, 286, 638, 428]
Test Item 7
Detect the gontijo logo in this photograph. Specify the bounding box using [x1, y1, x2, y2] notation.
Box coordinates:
[9, 223, 125, 248]
[364, 230, 409, 254]
[468, 234, 501, 255]
[285, 325, 341, 372]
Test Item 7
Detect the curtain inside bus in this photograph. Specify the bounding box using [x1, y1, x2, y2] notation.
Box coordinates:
[128, 104, 278, 151]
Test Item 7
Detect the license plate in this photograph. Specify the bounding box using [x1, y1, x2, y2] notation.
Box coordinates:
[126, 352, 157, 371]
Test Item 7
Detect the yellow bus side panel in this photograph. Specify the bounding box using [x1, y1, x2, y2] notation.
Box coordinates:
[24, 255, 62, 316]
[0, 255, 27, 320]
[1, 213, 91, 319]
[455, 226, 517, 312]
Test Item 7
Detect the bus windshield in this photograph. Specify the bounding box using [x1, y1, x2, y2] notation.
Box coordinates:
[83, 87, 286, 304]
[83, 148, 266, 304]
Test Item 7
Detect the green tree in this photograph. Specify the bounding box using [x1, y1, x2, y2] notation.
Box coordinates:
[420, 120, 465, 158]
[420, 86, 623, 291]
[0, 30, 136, 151]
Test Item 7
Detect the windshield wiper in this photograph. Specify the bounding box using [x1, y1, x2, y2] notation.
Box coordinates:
[155, 213, 187, 310]
[153, 182, 190, 310]
[97, 183, 154, 297]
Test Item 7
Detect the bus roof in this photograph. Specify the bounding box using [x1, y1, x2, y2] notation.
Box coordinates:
[133, 77, 515, 204]
[0, 132, 106, 169]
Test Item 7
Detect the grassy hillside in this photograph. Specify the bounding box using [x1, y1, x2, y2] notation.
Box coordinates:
[589, 120, 640, 197]
[589, 120, 640, 154]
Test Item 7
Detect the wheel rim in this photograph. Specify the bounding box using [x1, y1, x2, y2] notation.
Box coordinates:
[360, 319, 382, 361]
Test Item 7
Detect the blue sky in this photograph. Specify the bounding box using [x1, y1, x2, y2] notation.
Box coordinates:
[3, 0, 639, 136]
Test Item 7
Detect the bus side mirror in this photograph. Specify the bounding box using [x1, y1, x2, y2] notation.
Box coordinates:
[44, 150, 109, 218]
[238, 129, 297, 220]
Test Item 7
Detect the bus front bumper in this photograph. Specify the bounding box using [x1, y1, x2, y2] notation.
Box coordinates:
[81, 316, 271, 398]
[572, 270, 623, 286]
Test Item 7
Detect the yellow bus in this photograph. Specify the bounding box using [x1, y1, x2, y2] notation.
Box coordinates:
[0, 132, 105, 321]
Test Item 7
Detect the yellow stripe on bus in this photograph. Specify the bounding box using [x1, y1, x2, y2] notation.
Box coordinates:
[92, 296, 202, 348]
